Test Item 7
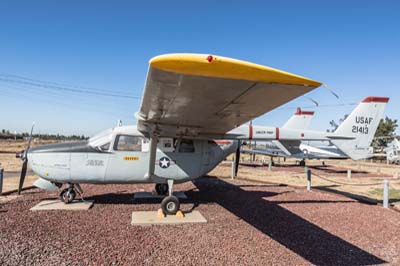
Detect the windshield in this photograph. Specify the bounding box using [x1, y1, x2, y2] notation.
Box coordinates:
[88, 128, 113, 148]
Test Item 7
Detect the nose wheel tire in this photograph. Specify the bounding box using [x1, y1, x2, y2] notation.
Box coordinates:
[161, 195, 180, 215]
[155, 184, 169, 196]
[60, 188, 76, 204]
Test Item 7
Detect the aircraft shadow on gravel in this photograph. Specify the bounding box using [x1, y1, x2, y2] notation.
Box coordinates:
[192, 176, 386, 266]
[85, 192, 136, 205]
[83, 176, 385, 265]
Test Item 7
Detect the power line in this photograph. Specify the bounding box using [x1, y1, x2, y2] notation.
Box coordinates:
[0, 73, 131, 95]
[0, 87, 134, 119]
[0, 83, 135, 112]
[276, 102, 358, 111]
[0, 75, 141, 99]
[0, 72, 360, 111]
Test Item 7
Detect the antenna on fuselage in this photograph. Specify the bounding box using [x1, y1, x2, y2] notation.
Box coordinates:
[117, 120, 122, 127]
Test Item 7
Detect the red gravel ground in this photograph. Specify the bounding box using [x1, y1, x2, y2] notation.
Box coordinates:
[1, 176, 400, 265]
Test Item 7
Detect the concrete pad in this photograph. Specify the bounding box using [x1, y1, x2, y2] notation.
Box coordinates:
[30, 200, 94, 211]
[131, 210, 207, 225]
[133, 191, 187, 200]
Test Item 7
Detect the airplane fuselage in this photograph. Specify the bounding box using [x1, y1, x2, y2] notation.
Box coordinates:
[28, 126, 238, 185]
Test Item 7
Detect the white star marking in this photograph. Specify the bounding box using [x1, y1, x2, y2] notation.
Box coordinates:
[159, 157, 170, 168]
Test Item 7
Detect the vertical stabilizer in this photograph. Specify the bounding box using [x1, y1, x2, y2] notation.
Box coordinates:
[331, 97, 389, 160]
[282, 108, 314, 130]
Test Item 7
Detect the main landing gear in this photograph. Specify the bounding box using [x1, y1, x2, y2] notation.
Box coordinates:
[59, 184, 83, 204]
[157, 180, 180, 215]
[299, 159, 306, 167]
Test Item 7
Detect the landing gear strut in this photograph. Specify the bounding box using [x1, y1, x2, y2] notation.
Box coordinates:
[160, 179, 180, 215]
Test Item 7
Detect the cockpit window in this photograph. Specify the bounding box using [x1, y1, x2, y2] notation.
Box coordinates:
[89, 128, 113, 148]
[114, 135, 142, 151]
[99, 142, 110, 151]
[178, 139, 195, 153]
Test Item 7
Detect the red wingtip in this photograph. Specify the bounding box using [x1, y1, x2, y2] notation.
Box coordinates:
[362, 96, 390, 103]
[295, 108, 314, 116]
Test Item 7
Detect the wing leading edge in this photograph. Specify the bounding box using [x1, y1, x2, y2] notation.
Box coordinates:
[136, 53, 322, 138]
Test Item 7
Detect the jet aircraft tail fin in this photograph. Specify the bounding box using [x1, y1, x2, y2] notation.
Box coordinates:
[331, 97, 389, 160]
[282, 108, 314, 130]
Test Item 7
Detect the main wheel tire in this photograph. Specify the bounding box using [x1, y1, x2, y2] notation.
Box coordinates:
[299, 160, 306, 167]
[60, 188, 76, 204]
[161, 196, 180, 215]
[155, 184, 168, 196]
[59, 188, 68, 201]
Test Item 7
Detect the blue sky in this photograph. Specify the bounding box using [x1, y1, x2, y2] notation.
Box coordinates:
[0, 1, 399, 136]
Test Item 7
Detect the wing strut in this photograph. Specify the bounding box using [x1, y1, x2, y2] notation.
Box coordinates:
[145, 132, 158, 180]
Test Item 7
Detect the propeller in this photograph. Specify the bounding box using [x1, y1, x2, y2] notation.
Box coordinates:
[234, 140, 241, 176]
[17, 123, 34, 194]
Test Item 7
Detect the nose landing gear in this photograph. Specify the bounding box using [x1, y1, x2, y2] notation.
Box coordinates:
[59, 184, 84, 204]
[60, 187, 76, 204]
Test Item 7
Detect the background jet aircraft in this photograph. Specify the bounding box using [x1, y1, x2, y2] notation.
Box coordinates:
[242, 108, 315, 158]
[241, 97, 389, 166]
[17, 53, 328, 215]
[385, 138, 400, 164]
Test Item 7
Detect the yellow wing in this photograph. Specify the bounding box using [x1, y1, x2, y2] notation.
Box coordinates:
[136, 53, 321, 138]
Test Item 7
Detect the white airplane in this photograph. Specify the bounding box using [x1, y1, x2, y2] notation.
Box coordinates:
[241, 108, 315, 160]
[17, 53, 369, 214]
[385, 138, 400, 164]
[242, 97, 388, 166]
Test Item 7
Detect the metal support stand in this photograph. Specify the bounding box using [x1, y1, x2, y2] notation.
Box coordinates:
[383, 179, 389, 209]
[0, 168, 3, 195]
[231, 161, 235, 179]
[347, 169, 352, 179]
[306, 167, 311, 191]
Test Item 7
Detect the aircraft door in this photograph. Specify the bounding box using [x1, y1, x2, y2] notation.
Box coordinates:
[105, 135, 148, 183]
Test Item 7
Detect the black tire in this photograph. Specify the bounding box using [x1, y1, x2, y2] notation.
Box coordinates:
[59, 188, 68, 201]
[161, 196, 180, 215]
[60, 188, 76, 204]
[155, 184, 168, 196]
[299, 160, 306, 167]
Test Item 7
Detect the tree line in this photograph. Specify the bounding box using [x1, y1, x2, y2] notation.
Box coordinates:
[0, 129, 86, 140]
